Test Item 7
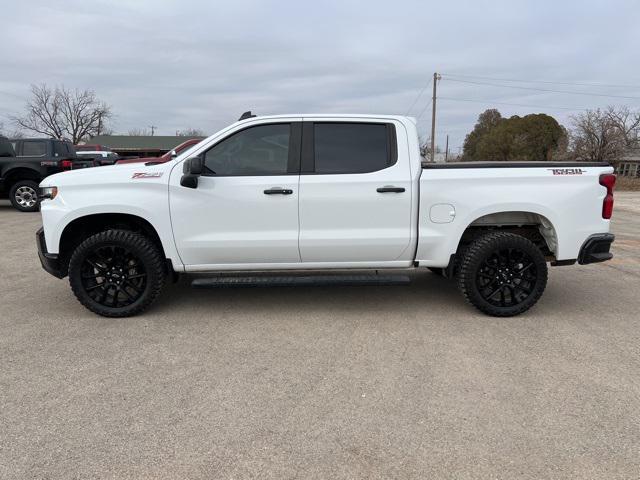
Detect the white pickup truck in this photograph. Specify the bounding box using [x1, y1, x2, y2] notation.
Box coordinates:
[37, 113, 616, 318]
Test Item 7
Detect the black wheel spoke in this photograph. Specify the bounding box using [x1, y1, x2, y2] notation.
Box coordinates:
[476, 246, 538, 308]
[81, 244, 147, 308]
[126, 273, 146, 280]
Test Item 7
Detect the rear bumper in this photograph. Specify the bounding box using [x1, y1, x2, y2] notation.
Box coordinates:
[578, 233, 615, 265]
[36, 227, 65, 278]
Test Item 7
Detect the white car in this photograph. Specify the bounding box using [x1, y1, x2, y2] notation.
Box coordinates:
[37, 113, 616, 317]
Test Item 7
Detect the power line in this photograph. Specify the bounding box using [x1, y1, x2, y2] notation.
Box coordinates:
[405, 77, 433, 115]
[438, 96, 587, 111]
[441, 73, 640, 90]
[415, 99, 433, 120]
[443, 78, 640, 100]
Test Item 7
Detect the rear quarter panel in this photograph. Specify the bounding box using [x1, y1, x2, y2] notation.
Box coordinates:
[417, 165, 614, 266]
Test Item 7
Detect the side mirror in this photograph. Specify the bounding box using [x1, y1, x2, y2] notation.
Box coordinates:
[180, 156, 203, 188]
[170, 149, 178, 158]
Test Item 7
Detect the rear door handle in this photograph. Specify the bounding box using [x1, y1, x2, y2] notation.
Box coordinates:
[376, 186, 405, 193]
[264, 187, 293, 195]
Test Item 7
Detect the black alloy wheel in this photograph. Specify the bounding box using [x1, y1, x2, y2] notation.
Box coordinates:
[476, 248, 537, 307]
[457, 232, 548, 316]
[80, 245, 148, 308]
[69, 230, 165, 317]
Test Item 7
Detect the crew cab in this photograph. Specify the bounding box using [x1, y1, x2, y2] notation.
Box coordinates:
[36, 114, 616, 318]
[1, 138, 89, 212]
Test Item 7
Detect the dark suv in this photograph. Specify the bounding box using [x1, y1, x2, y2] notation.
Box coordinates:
[0, 138, 87, 212]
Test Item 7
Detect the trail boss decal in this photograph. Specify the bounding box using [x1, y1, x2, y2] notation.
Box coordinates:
[548, 168, 586, 175]
[132, 172, 163, 179]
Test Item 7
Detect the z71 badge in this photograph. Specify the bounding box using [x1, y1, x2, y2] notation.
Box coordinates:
[548, 168, 586, 175]
[132, 172, 163, 179]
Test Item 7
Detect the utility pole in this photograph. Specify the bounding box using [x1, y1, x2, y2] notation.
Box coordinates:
[445, 134, 449, 162]
[148, 125, 157, 136]
[430, 72, 441, 162]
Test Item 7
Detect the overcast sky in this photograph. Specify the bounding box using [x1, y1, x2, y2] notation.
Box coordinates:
[1, 0, 640, 151]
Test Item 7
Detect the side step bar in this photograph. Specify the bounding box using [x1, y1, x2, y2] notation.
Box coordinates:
[191, 274, 411, 289]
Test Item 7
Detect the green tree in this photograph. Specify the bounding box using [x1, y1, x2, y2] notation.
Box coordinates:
[462, 109, 503, 160]
[463, 110, 566, 161]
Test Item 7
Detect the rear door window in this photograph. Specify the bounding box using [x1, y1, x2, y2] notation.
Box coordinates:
[312, 123, 394, 174]
[22, 141, 47, 157]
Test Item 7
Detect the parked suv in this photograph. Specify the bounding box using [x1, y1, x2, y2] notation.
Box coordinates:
[0, 135, 16, 158]
[0, 138, 85, 212]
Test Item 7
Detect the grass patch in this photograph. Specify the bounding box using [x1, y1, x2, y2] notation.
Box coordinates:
[616, 176, 640, 191]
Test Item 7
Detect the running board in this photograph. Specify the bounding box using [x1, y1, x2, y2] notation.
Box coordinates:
[191, 274, 411, 289]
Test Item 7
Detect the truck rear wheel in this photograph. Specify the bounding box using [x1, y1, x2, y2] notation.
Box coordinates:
[457, 232, 547, 317]
[68, 230, 166, 317]
[9, 180, 40, 212]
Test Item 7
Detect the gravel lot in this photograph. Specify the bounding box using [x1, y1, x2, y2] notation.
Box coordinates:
[1, 194, 639, 479]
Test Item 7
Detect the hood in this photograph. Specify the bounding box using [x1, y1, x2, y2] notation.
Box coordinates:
[39, 162, 173, 188]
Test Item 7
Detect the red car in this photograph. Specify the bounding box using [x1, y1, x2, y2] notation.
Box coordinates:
[116, 138, 203, 165]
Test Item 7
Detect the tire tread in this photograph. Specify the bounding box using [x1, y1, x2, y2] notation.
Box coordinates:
[457, 231, 548, 317]
[68, 229, 165, 317]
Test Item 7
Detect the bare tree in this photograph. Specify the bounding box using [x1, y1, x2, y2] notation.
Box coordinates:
[176, 128, 205, 137]
[0, 119, 24, 139]
[569, 108, 627, 162]
[419, 136, 441, 160]
[13, 84, 111, 144]
[127, 128, 152, 136]
[605, 105, 640, 148]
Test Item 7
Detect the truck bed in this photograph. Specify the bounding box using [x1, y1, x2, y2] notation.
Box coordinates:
[422, 161, 610, 169]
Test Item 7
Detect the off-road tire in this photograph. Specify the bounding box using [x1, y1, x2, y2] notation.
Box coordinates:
[9, 180, 40, 212]
[457, 232, 548, 317]
[68, 230, 165, 317]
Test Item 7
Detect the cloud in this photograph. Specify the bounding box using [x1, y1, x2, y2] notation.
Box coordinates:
[1, 0, 639, 149]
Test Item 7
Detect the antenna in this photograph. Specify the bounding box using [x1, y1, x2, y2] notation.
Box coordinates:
[238, 111, 256, 121]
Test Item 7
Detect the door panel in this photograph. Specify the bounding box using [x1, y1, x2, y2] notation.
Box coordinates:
[298, 121, 413, 263]
[170, 175, 300, 265]
[169, 120, 302, 267]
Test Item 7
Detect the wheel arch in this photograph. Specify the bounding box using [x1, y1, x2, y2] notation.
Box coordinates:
[459, 210, 559, 258]
[58, 213, 169, 276]
[3, 167, 42, 189]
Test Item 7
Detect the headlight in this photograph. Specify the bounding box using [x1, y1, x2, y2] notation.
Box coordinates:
[40, 186, 58, 200]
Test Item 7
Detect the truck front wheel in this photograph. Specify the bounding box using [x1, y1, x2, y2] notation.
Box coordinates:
[9, 180, 40, 212]
[68, 230, 166, 317]
[457, 232, 548, 317]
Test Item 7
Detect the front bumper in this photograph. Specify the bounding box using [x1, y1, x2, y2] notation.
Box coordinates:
[36, 227, 65, 278]
[578, 233, 615, 265]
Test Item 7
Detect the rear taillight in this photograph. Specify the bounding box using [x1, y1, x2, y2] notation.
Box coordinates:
[60, 159, 74, 170]
[599, 174, 616, 219]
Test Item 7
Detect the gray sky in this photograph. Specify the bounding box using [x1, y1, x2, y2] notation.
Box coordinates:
[1, 0, 640, 151]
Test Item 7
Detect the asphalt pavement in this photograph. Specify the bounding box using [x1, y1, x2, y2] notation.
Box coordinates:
[1, 194, 639, 479]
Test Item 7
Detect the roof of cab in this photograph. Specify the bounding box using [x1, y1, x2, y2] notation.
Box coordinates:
[234, 113, 417, 124]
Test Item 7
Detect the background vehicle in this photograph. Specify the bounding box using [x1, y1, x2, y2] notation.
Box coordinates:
[1, 138, 90, 212]
[76, 150, 121, 166]
[115, 138, 202, 165]
[75, 144, 111, 152]
[37, 114, 615, 317]
[0, 135, 16, 158]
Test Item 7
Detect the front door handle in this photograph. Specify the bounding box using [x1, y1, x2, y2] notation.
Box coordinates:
[376, 186, 405, 193]
[264, 187, 293, 195]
